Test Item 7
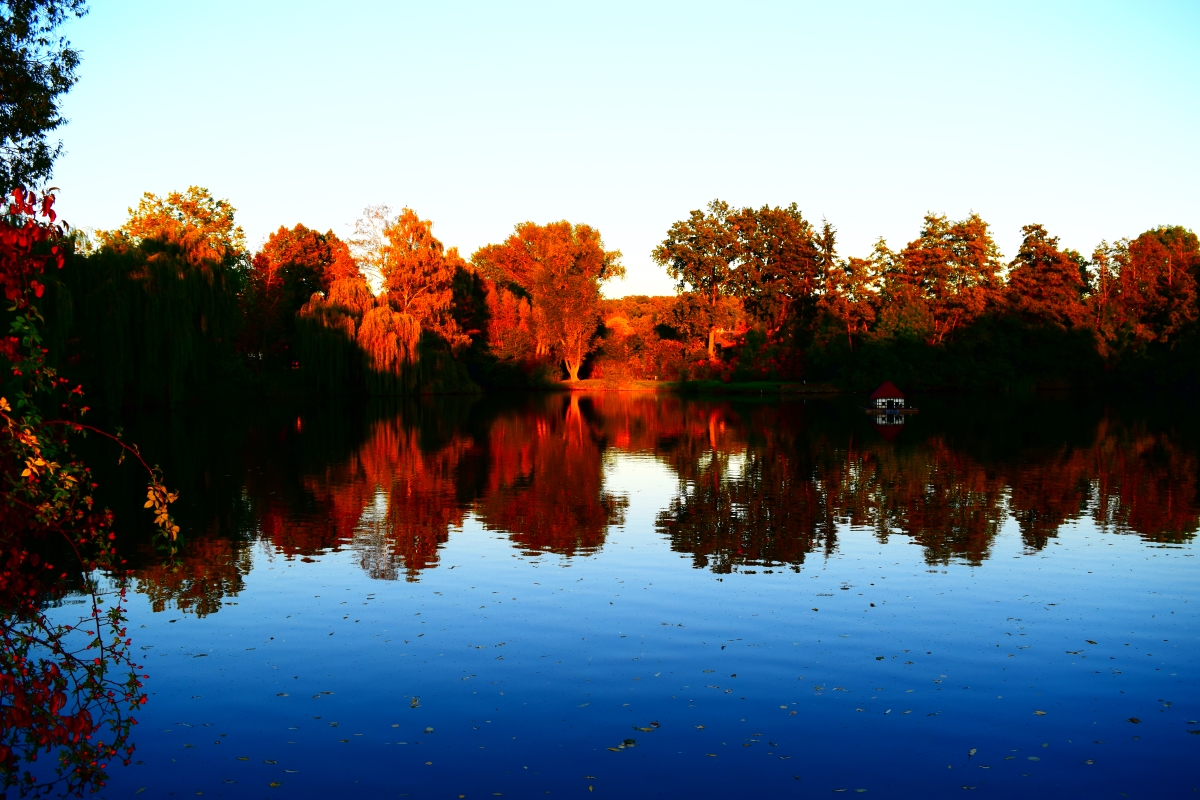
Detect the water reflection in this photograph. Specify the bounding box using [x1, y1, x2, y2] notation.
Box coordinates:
[122, 393, 1199, 611]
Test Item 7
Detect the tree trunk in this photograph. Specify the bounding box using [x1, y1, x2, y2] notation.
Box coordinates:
[565, 357, 581, 382]
[707, 326, 716, 360]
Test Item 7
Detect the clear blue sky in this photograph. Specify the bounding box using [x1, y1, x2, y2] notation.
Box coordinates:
[52, 0, 1199, 296]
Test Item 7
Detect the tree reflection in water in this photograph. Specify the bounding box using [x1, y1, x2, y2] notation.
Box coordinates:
[1, 568, 146, 797]
[125, 394, 1198, 612]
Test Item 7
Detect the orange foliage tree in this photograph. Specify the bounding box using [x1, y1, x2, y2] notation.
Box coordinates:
[1092, 226, 1199, 352]
[474, 221, 623, 381]
[884, 213, 1004, 345]
[380, 209, 468, 348]
[244, 223, 357, 360]
[1005, 223, 1089, 329]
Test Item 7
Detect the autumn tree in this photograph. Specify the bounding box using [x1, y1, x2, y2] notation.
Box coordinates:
[244, 223, 358, 359]
[1093, 226, 1199, 351]
[819, 255, 878, 351]
[58, 187, 247, 405]
[118, 186, 248, 274]
[652, 199, 741, 359]
[0, 0, 87, 190]
[883, 213, 1004, 344]
[1005, 223, 1088, 329]
[732, 203, 823, 336]
[380, 208, 466, 347]
[474, 221, 623, 381]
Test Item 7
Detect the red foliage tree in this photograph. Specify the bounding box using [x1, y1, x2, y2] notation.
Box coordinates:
[1, 188, 174, 795]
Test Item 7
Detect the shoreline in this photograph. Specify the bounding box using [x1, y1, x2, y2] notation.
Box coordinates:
[560, 378, 842, 395]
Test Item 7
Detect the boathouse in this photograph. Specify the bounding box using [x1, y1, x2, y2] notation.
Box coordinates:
[869, 381, 906, 410]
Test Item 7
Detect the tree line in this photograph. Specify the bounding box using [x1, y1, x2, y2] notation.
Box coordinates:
[33, 189, 1198, 406]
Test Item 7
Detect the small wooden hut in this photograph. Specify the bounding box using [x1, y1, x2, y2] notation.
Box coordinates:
[869, 381, 906, 410]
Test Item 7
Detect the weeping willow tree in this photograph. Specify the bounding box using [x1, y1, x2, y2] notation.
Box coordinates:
[295, 276, 476, 396]
[54, 235, 242, 407]
[358, 305, 422, 394]
[294, 277, 372, 393]
[44, 188, 247, 407]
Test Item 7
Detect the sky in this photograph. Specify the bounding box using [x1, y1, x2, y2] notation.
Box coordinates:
[51, 0, 1200, 297]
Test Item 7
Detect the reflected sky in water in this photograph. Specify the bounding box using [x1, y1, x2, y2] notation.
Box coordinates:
[63, 393, 1198, 797]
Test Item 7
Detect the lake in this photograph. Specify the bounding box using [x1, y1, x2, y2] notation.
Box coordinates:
[32, 392, 1200, 797]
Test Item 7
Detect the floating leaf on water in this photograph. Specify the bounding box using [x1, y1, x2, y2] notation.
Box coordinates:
[237, 757, 249, 761]
[1127, 718, 1140, 724]
[706, 753, 717, 757]
[1034, 711, 1046, 716]
[650, 721, 660, 728]
[263, 760, 276, 764]
[695, 725, 705, 729]
[1086, 640, 1097, 645]
[623, 739, 636, 747]
[968, 748, 977, 757]
[275, 693, 288, 697]
[634, 726, 653, 732]
[577, 703, 589, 708]
[269, 782, 281, 788]
[425, 727, 434, 733]
[607, 747, 620, 752]
[1083, 759, 1095, 765]
[284, 770, 299, 774]
[1027, 756, 1040, 761]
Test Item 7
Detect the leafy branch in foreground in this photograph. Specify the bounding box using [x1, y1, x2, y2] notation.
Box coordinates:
[0, 186, 176, 797]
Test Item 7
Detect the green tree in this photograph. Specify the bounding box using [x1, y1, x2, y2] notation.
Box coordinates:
[652, 199, 740, 359]
[0, 0, 87, 189]
[732, 203, 822, 336]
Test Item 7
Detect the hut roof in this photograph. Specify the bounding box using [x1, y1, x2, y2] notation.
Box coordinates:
[869, 381, 905, 400]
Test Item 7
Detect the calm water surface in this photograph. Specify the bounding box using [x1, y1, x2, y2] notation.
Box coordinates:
[58, 394, 1200, 797]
